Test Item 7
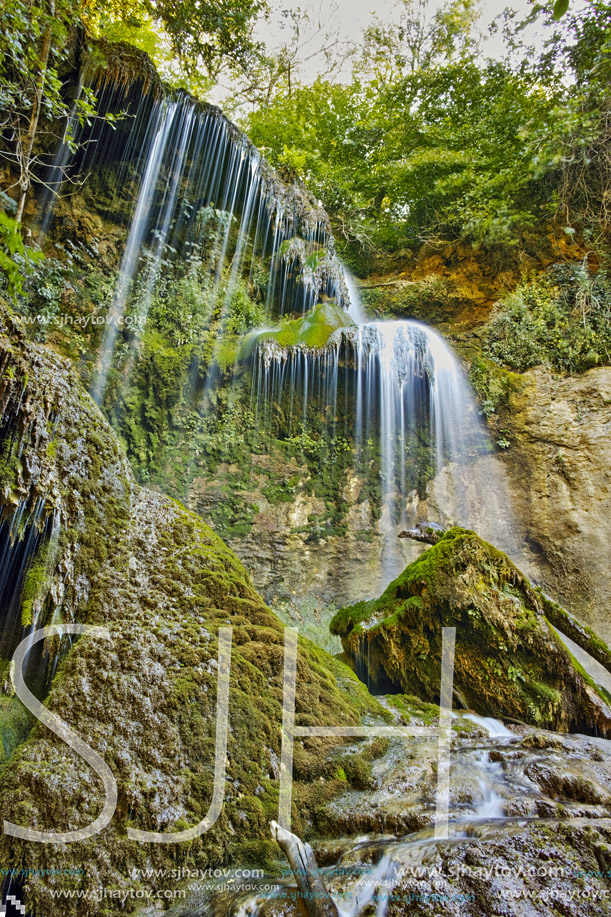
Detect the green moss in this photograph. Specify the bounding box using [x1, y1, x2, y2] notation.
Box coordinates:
[20, 533, 62, 628]
[236, 839, 282, 873]
[551, 628, 611, 707]
[215, 335, 241, 371]
[20, 561, 47, 627]
[452, 718, 479, 735]
[246, 302, 354, 353]
[342, 755, 372, 790]
[0, 694, 32, 768]
[469, 355, 522, 418]
[0, 439, 20, 492]
[541, 591, 611, 675]
[360, 274, 458, 325]
[261, 479, 297, 504]
[382, 694, 440, 725]
[331, 527, 611, 733]
[331, 527, 497, 639]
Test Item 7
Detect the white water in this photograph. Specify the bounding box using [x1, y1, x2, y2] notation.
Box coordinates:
[463, 713, 516, 738]
[91, 100, 179, 403]
[471, 750, 506, 820]
[36, 87, 346, 406]
[345, 270, 366, 323]
[352, 318, 472, 578]
[251, 269, 510, 587]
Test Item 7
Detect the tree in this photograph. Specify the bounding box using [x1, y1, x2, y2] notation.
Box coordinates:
[198, 2, 356, 115]
[245, 54, 560, 265]
[530, 0, 611, 247]
[357, 0, 478, 85]
[82, 0, 268, 81]
[0, 0, 269, 223]
[0, 0, 123, 223]
[245, 0, 611, 268]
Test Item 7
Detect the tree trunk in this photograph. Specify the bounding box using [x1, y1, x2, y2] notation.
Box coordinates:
[16, 0, 56, 222]
[270, 821, 339, 917]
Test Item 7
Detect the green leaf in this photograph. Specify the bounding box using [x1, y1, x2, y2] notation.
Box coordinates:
[553, 0, 570, 20]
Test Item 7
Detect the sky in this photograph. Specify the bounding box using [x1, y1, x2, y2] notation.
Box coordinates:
[210, 0, 588, 105]
[253, 0, 545, 77]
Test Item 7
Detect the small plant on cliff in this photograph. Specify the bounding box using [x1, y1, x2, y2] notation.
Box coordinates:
[0, 211, 42, 298]
[225, 283, 264, 334]
[484, 263, 611, 374]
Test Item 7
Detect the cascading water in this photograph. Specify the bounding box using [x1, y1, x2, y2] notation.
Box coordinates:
[33, 60, 518, 600]
[7, 44, 608, 917]
[249, 278, 510, 589]
[351, 318, 472, 580]
[38, 72, 349, 407]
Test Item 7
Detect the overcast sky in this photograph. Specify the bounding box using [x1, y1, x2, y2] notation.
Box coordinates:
[210, 0, 587, 105]
[252, 0, 583, 80]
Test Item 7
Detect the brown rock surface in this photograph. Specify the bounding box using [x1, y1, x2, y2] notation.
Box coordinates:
[500, 366, 611, 640]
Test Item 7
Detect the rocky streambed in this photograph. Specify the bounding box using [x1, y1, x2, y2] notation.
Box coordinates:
[152, 713, 611, 916]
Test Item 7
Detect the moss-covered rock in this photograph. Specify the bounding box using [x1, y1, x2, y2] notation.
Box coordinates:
[0, 301, 387, 916]
[245, 301, 354, 356]
[331, 527, 611, 734]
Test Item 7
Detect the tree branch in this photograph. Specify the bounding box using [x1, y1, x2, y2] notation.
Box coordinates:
[270, 820, 339, 917]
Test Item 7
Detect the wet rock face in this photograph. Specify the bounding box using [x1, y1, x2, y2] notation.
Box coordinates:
[331, 527, 611, 735]
[187, 459, 421, 648]
[0, 302, 384, 916]
[384, 819, 611, 917]
[329, 727, 611, 917]
[500, 365, 611, 641]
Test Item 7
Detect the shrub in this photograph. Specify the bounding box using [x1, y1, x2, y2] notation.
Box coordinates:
[484, 262, 611, 373]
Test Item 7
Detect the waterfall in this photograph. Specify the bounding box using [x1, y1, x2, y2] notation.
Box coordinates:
[0, 499, 55, 694]
[38, 76, 349, 404]
[91, 99, 181, 402]
[249, 275, 504, 588]
[33, 58, 517, 597]
[344, 271, 366, 324]
[352, 319, 471, 579]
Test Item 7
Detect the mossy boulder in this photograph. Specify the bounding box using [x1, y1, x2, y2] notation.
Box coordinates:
[0, 301, 386, 916]
[331, 527, 611, 735]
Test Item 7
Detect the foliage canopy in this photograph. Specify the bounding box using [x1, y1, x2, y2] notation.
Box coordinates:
[244, 0, 611, 271]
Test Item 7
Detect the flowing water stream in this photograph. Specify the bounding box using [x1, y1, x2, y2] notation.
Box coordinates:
[172, 715, 611, 917]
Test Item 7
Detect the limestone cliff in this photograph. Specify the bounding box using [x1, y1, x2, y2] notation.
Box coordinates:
[501, 365, 611, 639]
[360, 254, 611, 646]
